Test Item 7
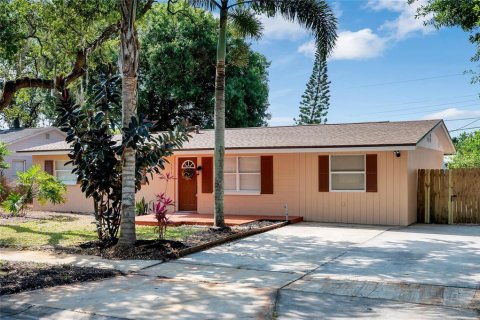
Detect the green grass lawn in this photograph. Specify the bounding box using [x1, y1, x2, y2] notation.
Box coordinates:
[0, 212, 201, 248]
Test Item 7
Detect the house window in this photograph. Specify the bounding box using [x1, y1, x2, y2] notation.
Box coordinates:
[224, 156, 261, 194]
[55, 160, 77, 185]
[330, 155, 365, 191]
[45, 133, 50, 140]
[12, 160, 26, 175]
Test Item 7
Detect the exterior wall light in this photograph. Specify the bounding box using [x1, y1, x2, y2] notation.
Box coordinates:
[394, 151, 401, 158]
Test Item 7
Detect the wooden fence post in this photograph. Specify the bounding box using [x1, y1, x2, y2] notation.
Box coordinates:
[425, 169, 430, 224]
[448, 170, 453, 224]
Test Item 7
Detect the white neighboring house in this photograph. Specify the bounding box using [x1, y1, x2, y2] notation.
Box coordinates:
[0, 127, 66, 181]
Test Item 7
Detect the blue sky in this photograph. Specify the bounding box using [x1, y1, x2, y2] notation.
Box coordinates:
[249, 0, 480, 136]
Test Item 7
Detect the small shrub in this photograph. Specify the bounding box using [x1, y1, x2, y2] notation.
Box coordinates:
[153, 193, 173, 240]
[135, 197, 150, 216]
[1, 192, 24, 216]
[1, 166, 66, 216]
[153, 172, 175, 240]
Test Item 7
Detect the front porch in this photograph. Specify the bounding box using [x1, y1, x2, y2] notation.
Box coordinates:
[135, 213, 303, 227]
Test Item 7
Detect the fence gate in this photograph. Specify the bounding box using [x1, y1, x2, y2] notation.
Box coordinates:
[418, 169, 480, 224]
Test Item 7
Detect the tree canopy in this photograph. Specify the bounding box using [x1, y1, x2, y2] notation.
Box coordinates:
[1, 2, 271, 129]
[138, 4, 270, 130]
[449, 130, 480, 168]
[0, 0, 154, 111]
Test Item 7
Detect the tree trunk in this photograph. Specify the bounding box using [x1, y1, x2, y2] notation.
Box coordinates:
[213, 5, 228, 228]
[117, 0, 139, 247]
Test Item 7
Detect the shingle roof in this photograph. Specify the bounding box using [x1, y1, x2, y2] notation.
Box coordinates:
[180, 120, 442, 150]
[18, 120, 444, 153]
[0, 127, 57, 144]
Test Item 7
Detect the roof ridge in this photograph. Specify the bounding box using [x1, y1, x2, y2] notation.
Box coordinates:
[192, 119, 440, 132]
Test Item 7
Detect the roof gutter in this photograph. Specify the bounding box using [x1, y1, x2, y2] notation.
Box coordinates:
[174, 145, 417, 155]
[17, 144, 419, 156]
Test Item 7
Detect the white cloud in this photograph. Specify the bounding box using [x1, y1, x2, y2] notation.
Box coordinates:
[258, 14, 308, 40]
[297, 40, 316, 58]
[298, 29, 387, 60]
[331, 1, 343, 19]
[422, 108, 480, 120]
[298, 0, 435, 60]
[367, 0, 433, 40]
[268, 117, 295, 126]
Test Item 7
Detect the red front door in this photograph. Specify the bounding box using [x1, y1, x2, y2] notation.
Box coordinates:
[178, 157, 197, 211]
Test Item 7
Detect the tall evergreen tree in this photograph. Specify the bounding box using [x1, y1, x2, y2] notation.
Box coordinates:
[295, 50, 330, 125]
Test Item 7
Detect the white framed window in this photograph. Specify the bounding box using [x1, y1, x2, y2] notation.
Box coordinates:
[224, 156, 261, 194]
[12, 160, 26, 176]
[330, 155, 365, 192]
[55, 160, 77, 185]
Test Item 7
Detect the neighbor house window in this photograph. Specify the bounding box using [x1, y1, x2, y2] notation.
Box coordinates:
[12, 160, 26, 176]
[224, 156, 260, 194]
[330, 155, 365, 191]
[55, 160, 77, 185]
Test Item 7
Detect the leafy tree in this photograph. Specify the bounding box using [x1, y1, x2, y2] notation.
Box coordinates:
[0, 0, 155, 111]
[412, 0, 480, 83]
[56, 76, 189, 244]
[1, 89, 57, 127]
[177, 0, 337, 227]
[449, 130, 480, 168]
[0, 142, 11, 199]
[0, 142, 10, 173]
[138, 4, 270, 130]
[1, 165, 66, 216]
[295, 49, 330, 125]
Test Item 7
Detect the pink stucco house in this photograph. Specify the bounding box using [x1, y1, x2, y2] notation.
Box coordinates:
[17, 119, 455, 226]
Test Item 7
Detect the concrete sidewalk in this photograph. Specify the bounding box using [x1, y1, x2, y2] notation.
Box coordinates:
[1, 223, 479, 319]
[0, 248, 161, 273]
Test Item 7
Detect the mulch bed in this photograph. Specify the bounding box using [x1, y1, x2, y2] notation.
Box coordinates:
[54, 220, 281, 260]
[0, 261, 120, 296]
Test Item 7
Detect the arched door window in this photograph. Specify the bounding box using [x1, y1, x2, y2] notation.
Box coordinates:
[181, 160, 196, 180]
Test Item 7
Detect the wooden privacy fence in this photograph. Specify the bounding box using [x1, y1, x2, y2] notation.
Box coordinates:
[418, 168, 480, 224]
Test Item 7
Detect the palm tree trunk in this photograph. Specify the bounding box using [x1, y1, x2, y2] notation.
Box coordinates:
[118, 0, 139, 247]
[213, 5, 228, 228]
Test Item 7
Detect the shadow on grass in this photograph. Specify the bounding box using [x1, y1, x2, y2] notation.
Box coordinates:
[0, 224, 95, 246]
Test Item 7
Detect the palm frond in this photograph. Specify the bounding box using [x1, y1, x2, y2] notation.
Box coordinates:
[251, 0, 337, 55]
[229, 8, 263, 40]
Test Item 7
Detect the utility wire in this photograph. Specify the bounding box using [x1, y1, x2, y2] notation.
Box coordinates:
[345, 73, 465, 89]
[348, 94, 478, 113]
[366, 104, 480, 120]
[449, 126, 480, 132]
[452, 118, 480, 131]
[444, 117, 480, 121]
[359, 99, 479, 116]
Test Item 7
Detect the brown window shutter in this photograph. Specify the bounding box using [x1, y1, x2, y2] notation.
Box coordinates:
[318, 155, 329, 192]
[366, 154, 378, 192]
[260, 156, 273, 194]
[44, 160, 54, 176]
[201, 157, 213, 193]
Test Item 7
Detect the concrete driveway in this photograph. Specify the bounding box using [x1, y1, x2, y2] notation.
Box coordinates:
[1, 223, 479, 319]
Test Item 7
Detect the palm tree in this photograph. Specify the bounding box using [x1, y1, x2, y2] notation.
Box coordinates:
[118, 0, 139, 247]
[178, 0, 337, 228]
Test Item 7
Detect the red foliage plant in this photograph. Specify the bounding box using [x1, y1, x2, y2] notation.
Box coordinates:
[154, 172, 175, 240]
